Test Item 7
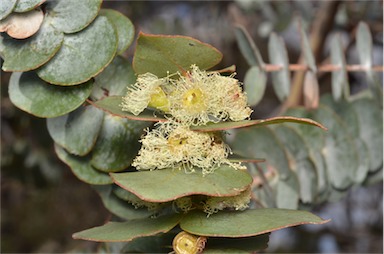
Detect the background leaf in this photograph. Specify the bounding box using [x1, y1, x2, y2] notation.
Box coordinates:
[47, 105, 104, 156]
[54, 144, 112, 185]
[356, 22, 372, 69]
[0, 9, 43, 39]
[0, 19, 64, 71]
[91, 114, 150, 172]
[92, 56, 136, 100]
[268, 33, 291, 102]
[99, 9, 134, 55]
[351, 98, 383, 172]
[234, 25, 264, 67]
[272, 125, 317, 203]
[8, 72, 93, 118]
[37, 16, 117, 85]
[46, 0, 102, 33]
[94, 185, 154, 220]
[73, 214, 182, 242]
[180, 209, 329, 237]
[330, 35, 349, 100]
[13, 0, 45, 13]
[0, 0, 17, 20]
[243, 66, 267, 107]
[111, 166, 252, 202]
[133, 32, 222, 77]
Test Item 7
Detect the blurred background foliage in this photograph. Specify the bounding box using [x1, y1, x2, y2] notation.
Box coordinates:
[1, 0, 382, 253]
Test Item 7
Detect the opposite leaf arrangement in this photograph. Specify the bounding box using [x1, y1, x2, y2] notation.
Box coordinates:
[8, 1, 384, 253]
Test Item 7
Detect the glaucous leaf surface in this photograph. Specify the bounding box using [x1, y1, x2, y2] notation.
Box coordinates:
[46, 0, 101, 33]
[0, 19, 64, 71]
[133, 32, 222, 77]
[94, 185, 154, 220]
[283, 108, 329, 201]
[47, 105, 104, 156]
[9, 72, 93, 118]
[320, 95, 370, 183]
[54, 144, 112, 185]
[243, 66, 267, 107]
[91, 114, 150, 172]
[0, 9, 43, 39]
[276, 176, 300, 209]
[99, 9, 134, 55]
[37, 16, 117, 85]
[330, 35, 349, 100]
[73, 214, 182, 242]
[90, 96, 166, 122]
[92, 56, 136, 100]
[298, 20, 316, 72]
[111, 166, 253, 202]
[268, 33, 290, 102]
[13, 0, 45, 13]
[352, 98, 383, 172]
[231, 126, 292, 180]
[356, 22, 372, 68]
[313, 105, 357, 189]
[180, 209, 329, 237]
[273, 125, 317, 203]
[234, 25, 264, 67]
[0, 0, 17, 20]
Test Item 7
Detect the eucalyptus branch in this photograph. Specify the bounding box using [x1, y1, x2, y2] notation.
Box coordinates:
[263, 64, 384, 72]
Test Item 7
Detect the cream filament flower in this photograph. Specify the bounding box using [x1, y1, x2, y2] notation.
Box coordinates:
[133, 122, 244, 175]
[120, 73, 170, 115]
[168, 65, 253, 125]
[203, 187, 251, 216]
[120, 65, 252, 125]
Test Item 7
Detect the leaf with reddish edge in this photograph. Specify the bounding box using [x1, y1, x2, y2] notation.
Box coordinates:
[180, 209, 330, 238]
[228, 154, 265, 163]
[88, 96, 167, 122]
[72, 213, 182, 242]
[133, 32, 223, 77]
[110, 166, 252, 203]
[191, 116, 327, 132]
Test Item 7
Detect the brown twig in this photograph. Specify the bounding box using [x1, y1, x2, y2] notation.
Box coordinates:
[263, 64, 384, 72]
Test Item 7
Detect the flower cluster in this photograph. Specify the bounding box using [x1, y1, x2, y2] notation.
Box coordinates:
[132, 122, 245, 175]
[121, 65, 252, 125]
[121, 65, 251, 175]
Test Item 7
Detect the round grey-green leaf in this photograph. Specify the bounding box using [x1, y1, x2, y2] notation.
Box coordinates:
[54, 144, 112, 185]
[37, 16, 117, 86]
[352, 98, 383, 172]
[46, 0, 102, 33]
[0, 0, 17, 20]
[91, 114, 151, 172]
[268, 32, 290, 102]
[99, 9, 134, 55]
[93, 185, 154, 220]
[9, 72, 94, 118]
[14, 0, 45, 13]
[243, 66, 267, 107]
[0, 20, 64, 72]
[92, 56, 136, 100]
[47, 105, 104, 156]
[330, 35, 349, 100]
[314, 105, 358, 189]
